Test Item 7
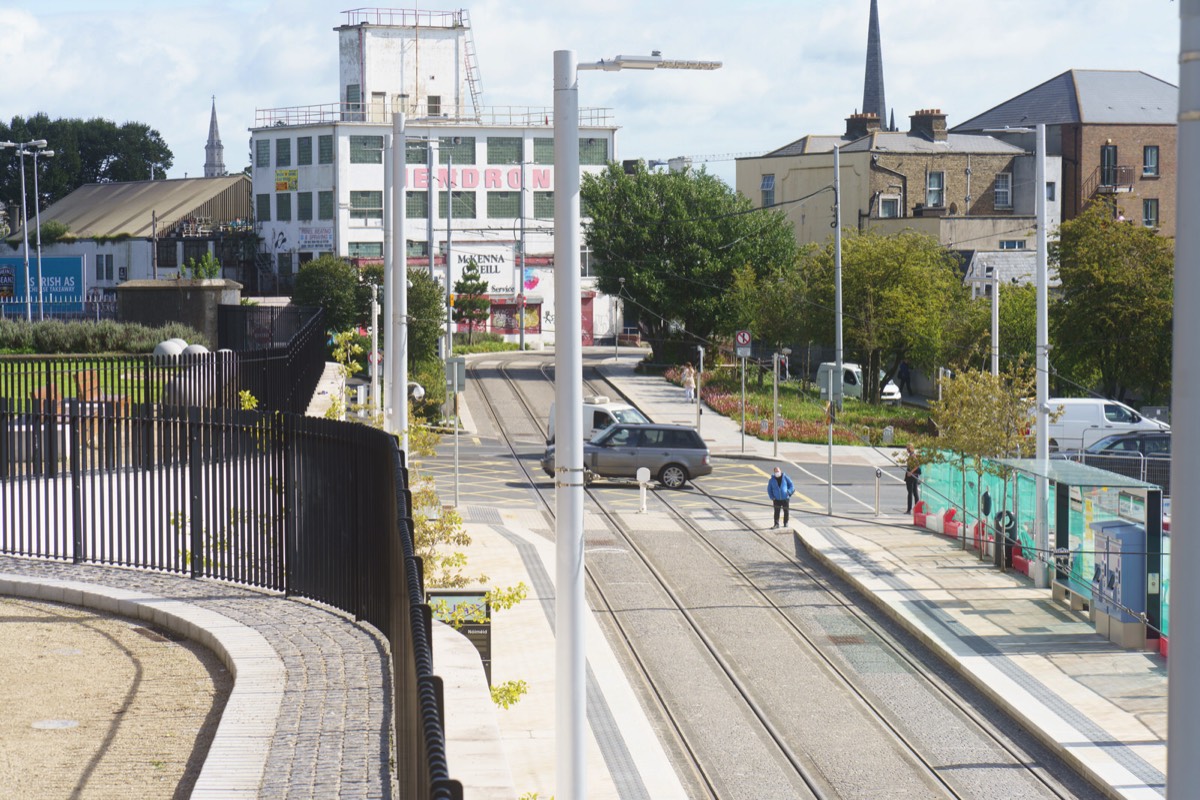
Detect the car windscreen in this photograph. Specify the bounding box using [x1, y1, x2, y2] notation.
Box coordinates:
[612, 408, 650, 424]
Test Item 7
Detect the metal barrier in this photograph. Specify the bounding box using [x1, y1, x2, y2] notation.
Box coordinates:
[0, 346, 461, 797]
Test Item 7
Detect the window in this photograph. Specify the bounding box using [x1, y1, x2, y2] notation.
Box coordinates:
[277, 193, 292, 222]
[318, 190, 334, 220]
[439, 136, 475, 165]
[277, 252, 293, 278]
[926, 171, 945, 207]
[276, 138, 291, 167]
[297, 137, 313, 166]
[533, 137, 554, 165]
[579, 138, 608, 165]
[256, 193, 271, 221]
[760, 174, 775, 208]
[255, 139, 270, 168]
[407, 191, 429, 219]
[993, 173, 1012, 208]
[318, 135, 334, 164]
[581, 246, 598, 277]
[157, 239, 178, 268]
[880, 197, 900, 218]
[487, 137, 523, 164]
[999, 240, 1027, 250]
[183, 240, 208, 265]
[346, 84, 361, 115]
[350, 135, 383, 164]
[1104, 404, 1136, 424]
[297, 192, 313, 221]
[487, 191, 519, 218]
[348, 242, 383, 258]
[1143, 145, 1160, 177]
[406, 141, 429, 165]
[94, 254, 113, 281]
[350, 190, 383, 221]
[428, 95, 441, 116]
[534, 191, 554, 220]
[438, 191, 476, 219]
[1143, 198, 1160, 228]
[1046, 182, 1056, 202]
[1100, 144, 1118, 186]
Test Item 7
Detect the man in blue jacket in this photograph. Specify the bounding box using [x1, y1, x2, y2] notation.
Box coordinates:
[767, 466, 795, 529]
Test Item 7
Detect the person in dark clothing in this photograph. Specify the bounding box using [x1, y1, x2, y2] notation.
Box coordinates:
[898, 359, 913, 395]
[904, 444, 922, 513]
[767, 467, 795, 528]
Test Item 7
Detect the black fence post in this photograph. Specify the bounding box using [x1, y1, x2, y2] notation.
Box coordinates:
[189, 407, 204, 578]
[70, 400, 83, 563]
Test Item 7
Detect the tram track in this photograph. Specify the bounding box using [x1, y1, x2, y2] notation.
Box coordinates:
[464, 352, 1095, 800]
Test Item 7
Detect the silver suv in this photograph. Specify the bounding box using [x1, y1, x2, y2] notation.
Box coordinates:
[540, 423, 712, 489]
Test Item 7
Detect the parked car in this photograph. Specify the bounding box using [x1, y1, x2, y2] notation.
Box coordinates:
[546, 395, 649, 443]
[540, 423, 711, 489]
[816, 362, 902, 405]
[1061, 430, 1171, 493]
[1044, 397, 1169, 452]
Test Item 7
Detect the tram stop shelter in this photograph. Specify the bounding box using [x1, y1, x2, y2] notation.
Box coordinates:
[996, 458, 1164, 650]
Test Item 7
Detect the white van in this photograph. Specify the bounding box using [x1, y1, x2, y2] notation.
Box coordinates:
[816, 362, 902, 405]
[1046, 397, 1170, 452]
[547, 395, 650, 443]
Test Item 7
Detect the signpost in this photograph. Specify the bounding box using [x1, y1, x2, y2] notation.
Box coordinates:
[447, 356, 467, 506]
[736, 330, 750, 452]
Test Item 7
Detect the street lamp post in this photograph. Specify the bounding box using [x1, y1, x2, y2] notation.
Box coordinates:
[553, 49, 720, 799]
[31, 148, 55, 320]
[9, 140, 48, 321]
[773, 348, 791, 457]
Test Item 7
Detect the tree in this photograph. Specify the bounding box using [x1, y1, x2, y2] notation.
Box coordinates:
[453, 259, 491, 345]
[183, 251, 221, 279]
[1050, 200, 1174, 403]
[725, 261, 810, 386]
[407, 268, 447, 363]
[581, 162, 797, 363]
[800, 229, 970, 402]
[292, 255, 360, 332]
[0, 114, 173, 213]
[924, 361, 1038, 568]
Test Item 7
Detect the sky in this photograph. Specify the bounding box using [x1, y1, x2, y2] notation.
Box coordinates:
[1, 1, 1185, 188]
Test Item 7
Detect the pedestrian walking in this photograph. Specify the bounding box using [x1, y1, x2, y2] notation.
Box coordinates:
[898, 359, 913, 395]
[681, 362, 696, 402]
[904, 443, 922, 513]
[767, 466, 795, 528]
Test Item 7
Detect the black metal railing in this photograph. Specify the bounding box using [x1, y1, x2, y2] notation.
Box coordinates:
[218, 304, 321, 352]
[0, 352, 461, 797]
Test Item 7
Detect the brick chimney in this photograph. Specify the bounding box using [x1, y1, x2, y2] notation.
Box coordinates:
[909, 108, 948, 141]
[845, 112, 882, 140]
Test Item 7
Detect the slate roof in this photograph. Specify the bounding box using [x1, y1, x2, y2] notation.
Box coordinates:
[960, 249, 1059, 288]
[15, 175, 252, 239]
[952, 69, 1177, 132]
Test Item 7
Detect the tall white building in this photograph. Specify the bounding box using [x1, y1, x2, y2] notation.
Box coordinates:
[249, 8, 621, 345]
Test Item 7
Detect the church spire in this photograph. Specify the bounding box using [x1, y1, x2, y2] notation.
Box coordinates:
[204, 96, 227, 177]
[862, 0, 888, 130]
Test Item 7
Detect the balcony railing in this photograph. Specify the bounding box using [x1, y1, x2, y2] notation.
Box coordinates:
[255, 102, 613, 129]
[1084, 164, 1137, 198]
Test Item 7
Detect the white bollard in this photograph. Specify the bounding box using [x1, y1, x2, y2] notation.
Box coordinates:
[637, 467, 651, 513]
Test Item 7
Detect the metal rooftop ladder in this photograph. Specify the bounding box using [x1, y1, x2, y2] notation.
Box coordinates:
[459, 9, 484, 119]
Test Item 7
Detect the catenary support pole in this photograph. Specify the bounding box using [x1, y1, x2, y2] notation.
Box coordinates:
[383, 131, 394, 432]
[391, 112, 409, 449]
[1168, 2, 1199, 794]
[1034, 123, 1050, 590]
[833, 144, 844, 410]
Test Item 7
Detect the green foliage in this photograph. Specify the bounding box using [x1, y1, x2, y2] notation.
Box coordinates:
[330, 329, 364, 379]
[452, 331, 517, 355]
[0, 114, 173, 214]
[1050, 200, 1174, 403]
[453, 259, 491, 345]
[801, 229, 971, 401]
[238, 390, 259, 411]
[924, 361, 1038, 477]
[356, 262, 384, 345]
[491, 679, 529, 710]
[38, 219, 72, 244]
[409, 357, 446, 420]
[0, 318, 208, 354]
[184, 251, 221, 279]
[724, 261, 810, 352]
[292, 255, 361, 332]
[581, 162, 797, 360]
[407, 268, 448, 363]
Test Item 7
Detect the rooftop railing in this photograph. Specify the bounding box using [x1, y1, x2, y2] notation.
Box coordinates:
[255, 102, 614, 129]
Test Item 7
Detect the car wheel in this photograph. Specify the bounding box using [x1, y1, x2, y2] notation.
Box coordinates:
[659, 464, 688, 489]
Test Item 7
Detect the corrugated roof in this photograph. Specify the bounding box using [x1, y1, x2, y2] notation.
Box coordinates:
[17, 175, 252, 239]
[953, 69, 1176, 132]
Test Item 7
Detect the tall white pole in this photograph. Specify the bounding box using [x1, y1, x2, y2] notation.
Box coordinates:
[553, 49, 586, 800]
[391, 112, 409, 450]
[382, 131, 395, 432]
[446, 151, 454, 361]
[427, 139, 437, 281]
[520, 157, 527, 352]
[833, 144, 844, 409]
[32, 148, 48, 321]
[1034, 123, 1050, 589]
[18, 150, 31, 322]
[370, 282, 380, 418]
[991, 272, 1000, 376]
[1169, 1, 1200, 794]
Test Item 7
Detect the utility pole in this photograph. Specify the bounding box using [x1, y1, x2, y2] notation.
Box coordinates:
[833, 144, 844, 410]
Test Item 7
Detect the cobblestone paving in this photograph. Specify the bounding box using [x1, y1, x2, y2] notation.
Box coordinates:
[0, 555, 395, 800]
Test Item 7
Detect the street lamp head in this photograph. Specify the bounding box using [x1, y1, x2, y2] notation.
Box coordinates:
[582, 53, 722, 72]
[0, 141, 15, 149]
[41, 150, 55, 158]
[28, 139, 48, 149]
